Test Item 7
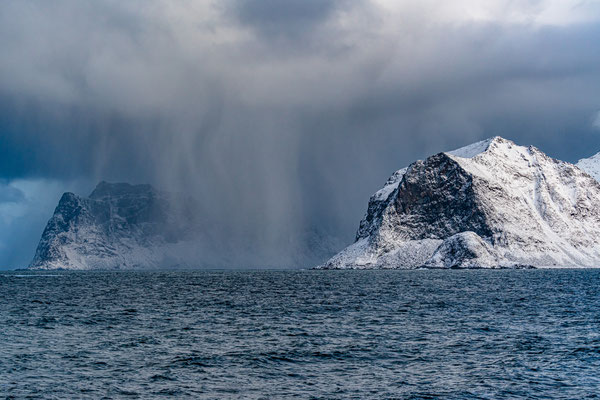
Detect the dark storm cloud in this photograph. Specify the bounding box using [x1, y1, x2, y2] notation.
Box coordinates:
[226, 0, 358, 40]
[1, 0, 600, 268]
[231, 0, 339, 29]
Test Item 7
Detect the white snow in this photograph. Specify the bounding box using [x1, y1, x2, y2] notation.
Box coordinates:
[371, 168, 407, 202]
[321, 136, 600, 269]
[447, 137, 495, 158]
[576, 151, 600, 181]
[321, 237, 443, 269]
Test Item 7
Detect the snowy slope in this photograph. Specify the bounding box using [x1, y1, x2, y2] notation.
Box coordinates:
[576, 152, 600, 181]
[28, 182, 201, 270]
[321, 137, 600, 269]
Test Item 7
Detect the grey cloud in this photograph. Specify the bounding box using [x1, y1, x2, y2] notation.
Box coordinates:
[0, 183, 24, 203]
[1, 0, 600, 268]
[225, 0, 355, 40]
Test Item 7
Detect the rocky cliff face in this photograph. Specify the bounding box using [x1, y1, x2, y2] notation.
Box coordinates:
[28, 182, 199, 270]
[321, 137, 600, 269]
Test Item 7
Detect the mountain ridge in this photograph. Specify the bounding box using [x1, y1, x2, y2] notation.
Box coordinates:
[28, 137, 600, 270]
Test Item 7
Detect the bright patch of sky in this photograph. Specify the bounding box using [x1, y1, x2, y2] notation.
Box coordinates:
[375, 0, 600, 26]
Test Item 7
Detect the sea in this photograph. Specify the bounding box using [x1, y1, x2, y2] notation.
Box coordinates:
[1, 269, 600, 399]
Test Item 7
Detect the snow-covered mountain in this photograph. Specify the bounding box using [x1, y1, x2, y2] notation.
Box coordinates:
[28, 182, 201, 270]
[29, 139, 600, 270]
[320, 137, 600, 269]
[28, 181, 344, 270]
[576, 152, 600, 181]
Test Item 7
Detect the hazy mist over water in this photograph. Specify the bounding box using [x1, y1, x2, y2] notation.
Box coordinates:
[2, 1, 600, 268]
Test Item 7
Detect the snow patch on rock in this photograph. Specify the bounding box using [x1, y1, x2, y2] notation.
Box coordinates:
[576, 152, 600, 181]
[447, 137, 494, 159]
[424, 232, 500, 269]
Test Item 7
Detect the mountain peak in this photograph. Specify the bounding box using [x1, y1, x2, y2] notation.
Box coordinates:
[446, 136, 515, 159]
[29, 181, 190, 270]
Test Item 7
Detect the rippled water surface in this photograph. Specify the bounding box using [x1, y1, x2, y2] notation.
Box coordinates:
[1, 269, 600, 399]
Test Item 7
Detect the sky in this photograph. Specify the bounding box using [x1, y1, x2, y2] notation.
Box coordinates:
[1, 0, 600, 269]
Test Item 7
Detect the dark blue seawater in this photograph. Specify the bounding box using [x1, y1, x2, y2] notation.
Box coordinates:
[1, 270, 600, 399]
